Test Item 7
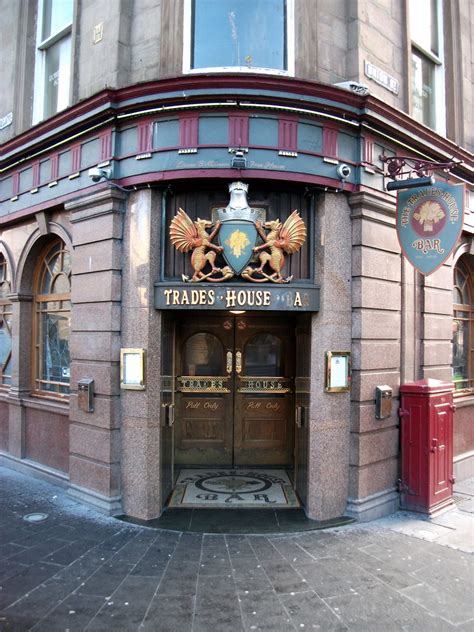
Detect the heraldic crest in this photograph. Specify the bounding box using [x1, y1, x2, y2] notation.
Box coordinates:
[169, 182, 306, 283]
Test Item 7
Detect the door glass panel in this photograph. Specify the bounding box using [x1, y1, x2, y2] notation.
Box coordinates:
[184, 333, 224, 376]
[244, 333, 282, 376]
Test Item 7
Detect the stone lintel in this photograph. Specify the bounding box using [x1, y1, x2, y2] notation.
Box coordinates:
[67, 188, 128, 222]
[349, 190, 396, 223]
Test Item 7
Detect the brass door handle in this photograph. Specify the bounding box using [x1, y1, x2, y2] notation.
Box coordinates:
[226, 351, 233, 374]
[235, 350, 242, 374]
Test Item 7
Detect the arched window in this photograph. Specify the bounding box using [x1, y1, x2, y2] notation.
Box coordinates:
[33, 239, 71, 397]
[0, 255, 12, 386]
[244, 333, 283, 376]
[183, 333, 224, 376]
[453, 254, 474, 393]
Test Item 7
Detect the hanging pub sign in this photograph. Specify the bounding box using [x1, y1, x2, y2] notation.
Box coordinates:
[169, 182, 306, 284]
[396, 181, 464, 275]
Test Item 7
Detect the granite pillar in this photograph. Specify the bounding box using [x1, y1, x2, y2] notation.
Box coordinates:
[120, 188, 163, 520]
[306, 193, 352, 521]
[347, 191, 401, 520]
[6, 293, 33, 458]
[66, 189, 126, 514]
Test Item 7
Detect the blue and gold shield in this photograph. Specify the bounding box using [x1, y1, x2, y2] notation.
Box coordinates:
[218, 220, 258, 275]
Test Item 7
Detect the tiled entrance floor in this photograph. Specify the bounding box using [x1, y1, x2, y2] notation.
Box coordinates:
[169, 469, 300, 509]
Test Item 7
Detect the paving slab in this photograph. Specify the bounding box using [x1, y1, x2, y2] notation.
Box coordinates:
[0, 466, 472, 631]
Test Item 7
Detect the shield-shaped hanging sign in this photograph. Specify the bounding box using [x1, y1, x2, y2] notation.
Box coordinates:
[396, 182, 464, 275]
[218, 220, 258, 275]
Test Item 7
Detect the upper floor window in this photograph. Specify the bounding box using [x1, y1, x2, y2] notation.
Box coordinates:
[453, 254, 474, 394]
[33, 239, 71, 398]
[0, 256, 12, 387]
[409, 0, 445, 133]
[183, 0, 294, 76]
[33, 0, 74, 124]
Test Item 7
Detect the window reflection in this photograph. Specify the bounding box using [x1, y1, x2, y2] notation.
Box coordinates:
[184, 333, 224, 376]
[192, 0, 287, 71]
[453, 255, 474, 392]
[34, 240, 71, 397]
[0, 255, 12, 386]
[244, 333, 282, 376]
[411, 51, 435, 128]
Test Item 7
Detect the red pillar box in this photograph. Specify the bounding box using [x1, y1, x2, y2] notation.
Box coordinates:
[399, 379, 455, 515]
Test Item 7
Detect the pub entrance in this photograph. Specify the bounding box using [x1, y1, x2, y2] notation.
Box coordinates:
[174, 314, 295, 467]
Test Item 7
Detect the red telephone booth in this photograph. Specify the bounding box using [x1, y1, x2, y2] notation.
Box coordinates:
[399, 378, 455, 515]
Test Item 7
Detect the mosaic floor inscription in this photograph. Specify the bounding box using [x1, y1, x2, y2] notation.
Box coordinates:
[169, 469, 300, 508]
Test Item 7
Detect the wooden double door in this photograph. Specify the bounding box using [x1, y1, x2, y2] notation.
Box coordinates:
[175, 314, 295, 467]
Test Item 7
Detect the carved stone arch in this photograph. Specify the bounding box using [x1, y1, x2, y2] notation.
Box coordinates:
[48, 222, 73, 252]
[0, 240, 16, 290]
[452, 238, 473, 268]
[15, 224, 73, 295]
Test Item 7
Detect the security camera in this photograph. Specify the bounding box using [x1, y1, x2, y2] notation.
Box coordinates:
[336, 164, 352, 180]
[88, 166, 112, 182]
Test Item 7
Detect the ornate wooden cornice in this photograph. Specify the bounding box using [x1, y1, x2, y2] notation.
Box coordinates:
[2, 75, 471, 179]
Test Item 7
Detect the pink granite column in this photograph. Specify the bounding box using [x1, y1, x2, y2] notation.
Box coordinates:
[66, 189, 126, 514]
[6, 293, 33, 458]
[306, 193, 352, 521]
[348, 192, 401, 520]
[120, 189, 164, 520]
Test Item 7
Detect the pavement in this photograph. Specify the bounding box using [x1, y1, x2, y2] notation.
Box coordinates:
[0, 465, 472, 631]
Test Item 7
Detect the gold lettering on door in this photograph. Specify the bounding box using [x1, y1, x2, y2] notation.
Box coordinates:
[186, 401, 201, 409]
[266, 402, 281, 411]
[247, 401, 262, 410]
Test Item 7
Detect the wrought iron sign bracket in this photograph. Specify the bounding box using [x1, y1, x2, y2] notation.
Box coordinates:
[379, 155, 461, 192]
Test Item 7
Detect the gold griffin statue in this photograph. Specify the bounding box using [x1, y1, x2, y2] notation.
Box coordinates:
[242, 210, 307, 283]
[169, 208, 234, 282]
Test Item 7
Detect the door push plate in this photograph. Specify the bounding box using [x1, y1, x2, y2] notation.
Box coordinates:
[162, 403, 175, 427]
[78, 379, 94, 413]
[375, 385, 392, 419]
[235, 350, 242, 374]
[295, 405, 305, 428]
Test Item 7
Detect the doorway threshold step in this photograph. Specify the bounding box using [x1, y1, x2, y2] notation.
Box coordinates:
[117, 509, 355, 534]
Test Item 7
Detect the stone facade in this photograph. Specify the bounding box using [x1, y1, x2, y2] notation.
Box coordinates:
[0, 0, 472, 522]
